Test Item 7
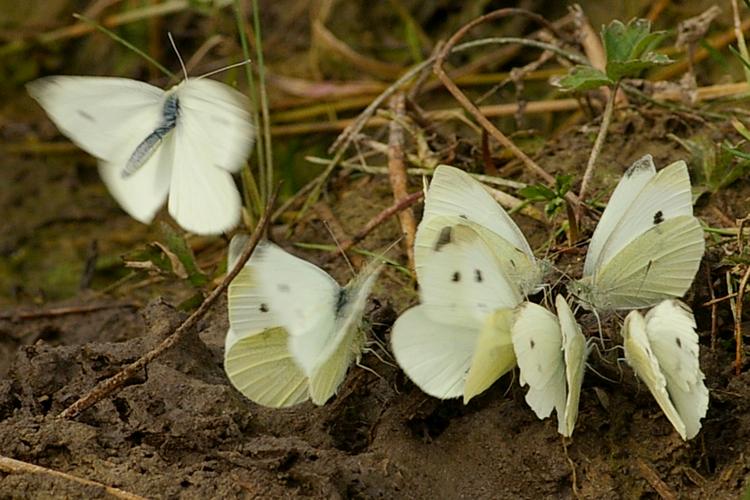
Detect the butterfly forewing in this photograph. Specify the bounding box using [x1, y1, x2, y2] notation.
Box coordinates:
[390, 306, 479, 399]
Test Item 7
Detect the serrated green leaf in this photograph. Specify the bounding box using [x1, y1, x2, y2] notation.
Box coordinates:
[554, 174, 574, 195]
[555, 65, 613, 91]
[606, 52, 672, 80]
[602, 18, 671, 80]
[158, 222, 209, 287]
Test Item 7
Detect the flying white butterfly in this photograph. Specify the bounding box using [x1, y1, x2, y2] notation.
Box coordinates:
[391, 223, 520, 402]
[622, 300, 708, 440]
[511, 295, 589, 437]
[415, 165, 545, 296]
[568, 155, 705, 311]
[27, 61, 254, 235]
[224, 237, 381, 407]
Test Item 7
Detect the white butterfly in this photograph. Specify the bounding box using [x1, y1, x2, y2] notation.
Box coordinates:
[568, 155, 705, 311]
[415, 165, 544, 296]
[391, 223, 520, 402]
[622, 300, 708, 440]
[224, 238, 381, 407]
[27, 73, 254, 235]
[511, 295, 589, 437]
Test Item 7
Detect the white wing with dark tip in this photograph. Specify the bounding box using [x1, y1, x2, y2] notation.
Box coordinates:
[623, 301, 708, 440]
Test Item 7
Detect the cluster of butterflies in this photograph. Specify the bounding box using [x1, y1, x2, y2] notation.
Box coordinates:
[225, 158, 709, 441]
[25, 67, 708, 441]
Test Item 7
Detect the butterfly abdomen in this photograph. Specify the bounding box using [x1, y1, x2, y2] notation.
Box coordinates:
[122, 94, 180, 178]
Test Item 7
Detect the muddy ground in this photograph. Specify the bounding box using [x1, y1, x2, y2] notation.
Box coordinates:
[3, 1, 750, 498]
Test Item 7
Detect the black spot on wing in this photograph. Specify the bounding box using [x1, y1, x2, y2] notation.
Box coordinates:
[475, 269, 483, 282]
[259, 303, 269, 313]
[335, 288, 349, 315]
[459, 214, 468, 220]
[530, 339, 535, 349]
[434, 226, 453, 252]
[653, 210, 664, 225]
[675, 337, 682, 348]
[452, 271, 461, 282]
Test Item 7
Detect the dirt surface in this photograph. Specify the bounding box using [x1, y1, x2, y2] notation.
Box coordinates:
[2, 107, 750, 499]
[4, 0, 750, 497]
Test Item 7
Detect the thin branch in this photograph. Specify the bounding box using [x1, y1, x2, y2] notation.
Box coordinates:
[387, 93, 418, 272]
[337, 191, 424, 255]
[59, 189, 278, 420]
[577, 81, 619, 210]
[0, 455, 146, 500]
[432, 8, 581, 211]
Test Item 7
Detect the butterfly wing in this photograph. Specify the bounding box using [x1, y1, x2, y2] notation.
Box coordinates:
[417, 223, 522, 325]
[26, 76, 164, 160]
[174, 79, 254, 173]
[224, 327, 309, 407]
[306, 262, 382, 405]
[592, 160, 694, 276]
[556, 295, 588, 437]
[622, 309, 688, 439]
[420, 165, 533, 255]
[589, 215, 704, 309]
[511, 302, 566, 422]
[390, 305, 480, 399]
[251, 242, 340, 375]
[644, 300, 708, 439]
[463, 308, 516, 403]
[27, 76, 172, 223]
[167, 81, 253, 234]
[583, 154, 657, 276]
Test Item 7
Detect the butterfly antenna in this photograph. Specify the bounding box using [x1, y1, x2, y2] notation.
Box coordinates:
[197, 58, 253, 80]
[322, 220, 355, 277]
[168, 32, 189, 81]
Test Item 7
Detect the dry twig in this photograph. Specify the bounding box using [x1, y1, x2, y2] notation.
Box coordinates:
[59, 190, 278, 420]
[432, 8, 581, 211]
[0, 455, 146, 500]
[387, 93, 418, 272]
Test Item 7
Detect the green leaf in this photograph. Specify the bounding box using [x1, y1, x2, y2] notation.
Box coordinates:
[601, 18, 671, 80]
[555, 65, 613, 91]
[158, 223, 209, 287]
[519, 184, 557, 202]
[606, 52, 672, 81]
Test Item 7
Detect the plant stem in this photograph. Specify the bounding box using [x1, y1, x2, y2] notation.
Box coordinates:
[577, 81, 619, 212]
[732, 0, 750, 86]
[252, 0, 274, 203]
[234, 0, 266, 207]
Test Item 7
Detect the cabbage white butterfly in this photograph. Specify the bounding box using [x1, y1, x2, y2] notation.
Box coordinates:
[225, 238, 381, 407]
[512, 295, 589, 437]
[391, 223, 519, 402]
[415, 165, 544, 295]
[27, 67, 254, 235]
[568, 155, 704, 311]
[622, 300, 708, 440]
